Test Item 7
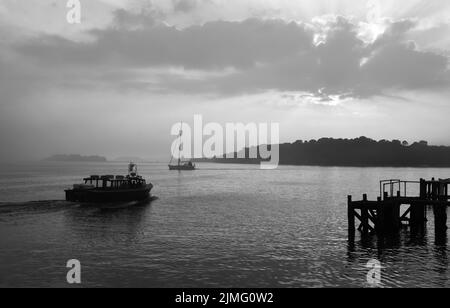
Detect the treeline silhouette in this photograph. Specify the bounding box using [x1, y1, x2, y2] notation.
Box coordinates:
[201, 137, 450, 167]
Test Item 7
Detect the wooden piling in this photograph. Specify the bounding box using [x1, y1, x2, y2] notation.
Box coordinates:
[393, 202, 401, 230]
[376, 201, 385, 235]
[419, 179, 426, 199]
[434, 204, 448, 234]
[347, 178, 449, 239]
[410, 202, 426, 233]
[348, 195, 355, 236]
[361, 208, 369, 235]
[384, 200, 399, 232]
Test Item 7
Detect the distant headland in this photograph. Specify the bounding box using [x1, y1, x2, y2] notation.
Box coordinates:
[113, 156, 145, 163]
[197, 137, 450, 167]
[44, 154, 107, 162]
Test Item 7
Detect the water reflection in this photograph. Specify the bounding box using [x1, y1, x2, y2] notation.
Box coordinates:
[1, 163, 450, 287]
[62, 198, 156, 244]
[347, 222, 448, 287]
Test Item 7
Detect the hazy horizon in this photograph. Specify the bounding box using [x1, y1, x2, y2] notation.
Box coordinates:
[0, 135, 445, 164]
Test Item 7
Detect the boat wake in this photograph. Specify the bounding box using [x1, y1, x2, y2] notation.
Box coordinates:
[0, 196, 159, 215]
[0, 200, 74, 217]
[0, 199, 71, 208]
[78, 195, 159, 209]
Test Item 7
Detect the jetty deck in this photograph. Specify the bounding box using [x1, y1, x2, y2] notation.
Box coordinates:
[348, 179, 449, 237]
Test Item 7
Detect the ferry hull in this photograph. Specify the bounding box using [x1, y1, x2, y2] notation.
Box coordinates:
[65, 184, 153, 203]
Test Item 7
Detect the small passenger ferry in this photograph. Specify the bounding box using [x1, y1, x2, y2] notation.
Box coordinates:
[65, 163, 153, 203]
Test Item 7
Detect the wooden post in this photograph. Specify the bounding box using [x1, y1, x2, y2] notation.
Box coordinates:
[419, 179, 426, 199]
[393, 202, 401, 230]
[361, 207, 369, 235]
[431, 179, 438, 200]
[434, 204, 448, 235]
[361, 194, 369, 234]
[348, 196, 356, 239]
[376, 201, 384, 236]
[384, 200, 396, 232]
[410, 203, 417, 226]
[410, 202, 426, 232]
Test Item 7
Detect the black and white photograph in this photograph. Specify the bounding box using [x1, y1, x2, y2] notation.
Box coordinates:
[0, 0, 450, 293]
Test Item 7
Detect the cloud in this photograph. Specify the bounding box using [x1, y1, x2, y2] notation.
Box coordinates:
[0, 2, 449, 161]
[407, 22, 450, 51]
[362, 42, 448, 89]
[16, 14, 313, 70]
[172, 0, 199, 13]
[6, 10, 450, 100]
[161, 16, 448, 98]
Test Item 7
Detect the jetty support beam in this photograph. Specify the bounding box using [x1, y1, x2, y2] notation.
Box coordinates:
[348, 195, 355, 238]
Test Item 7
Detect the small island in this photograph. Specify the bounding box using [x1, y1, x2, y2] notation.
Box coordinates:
[44, 154, 107, 162]
[113, 156, 146, 163]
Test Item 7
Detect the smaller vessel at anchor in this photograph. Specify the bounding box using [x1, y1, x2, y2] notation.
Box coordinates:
[65, 163, 153, 203]
[169, 160, 196, 171]
[168, 121, 196, 171]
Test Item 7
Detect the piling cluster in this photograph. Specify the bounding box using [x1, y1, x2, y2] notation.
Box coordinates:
[348, 179, 448, 238]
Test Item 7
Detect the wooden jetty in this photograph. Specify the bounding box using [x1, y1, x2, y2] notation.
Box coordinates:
[348, 178, 449, 237]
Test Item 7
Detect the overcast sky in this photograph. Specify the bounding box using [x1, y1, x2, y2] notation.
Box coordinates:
[0, 0, 449, 161]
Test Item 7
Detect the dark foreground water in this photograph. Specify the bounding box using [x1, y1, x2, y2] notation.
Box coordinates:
[0, 162, 448, 287]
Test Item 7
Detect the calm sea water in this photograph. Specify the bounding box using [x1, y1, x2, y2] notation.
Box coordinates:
[0, 162, 448, 288]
